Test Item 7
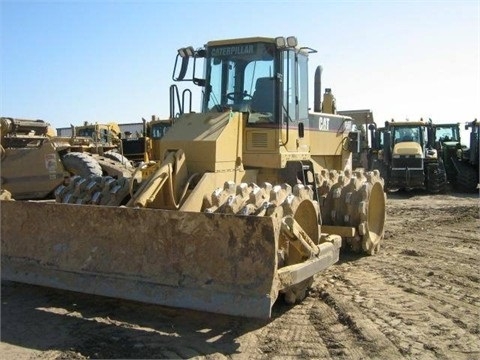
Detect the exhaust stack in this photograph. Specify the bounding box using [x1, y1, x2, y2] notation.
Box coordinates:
[314, 66, 322, 112]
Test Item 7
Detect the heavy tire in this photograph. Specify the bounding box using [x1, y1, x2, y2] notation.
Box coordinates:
[103, 150, 134, 170]
[455, 162, 479, 193]
[319, 169, 386, 255]
[426, 160, 447, 194]
[203, 181, 320, 304]
[62, 152, 103, 177]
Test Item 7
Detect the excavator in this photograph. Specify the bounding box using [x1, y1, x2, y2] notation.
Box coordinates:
[1, 36, 386, 318]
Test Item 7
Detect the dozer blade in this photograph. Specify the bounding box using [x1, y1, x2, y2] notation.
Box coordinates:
[1, 201, 341, 318]
[1, 201, 280, 318]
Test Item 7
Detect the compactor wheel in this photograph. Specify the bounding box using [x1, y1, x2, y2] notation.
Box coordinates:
[203, 181, 321, 304]
[320, 169, 386, 255]
[0, 189, 13, 201]
[55, 175, 131, 206]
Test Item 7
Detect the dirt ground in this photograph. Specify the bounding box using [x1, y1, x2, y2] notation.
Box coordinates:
[1, 190, 479, 360]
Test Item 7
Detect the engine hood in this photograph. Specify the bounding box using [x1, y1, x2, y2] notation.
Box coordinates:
[393, 142, 423, 156]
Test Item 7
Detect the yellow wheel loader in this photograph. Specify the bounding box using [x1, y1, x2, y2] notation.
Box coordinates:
[1, 36, 386, 318]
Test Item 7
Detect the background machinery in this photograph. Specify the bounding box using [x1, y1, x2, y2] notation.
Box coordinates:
[433, 121, 478, 192]
[464, 120, 479, 190]
[337, 109, 375, 170]
[0, 117, 134, 201]
[367, 122, 387, 176]
[373, 119, 447, 193]
[1, 36, 386, 318]
[67, 121, 133, 168]
[120, 116, 174, 165]
[72, 121, 122, 150]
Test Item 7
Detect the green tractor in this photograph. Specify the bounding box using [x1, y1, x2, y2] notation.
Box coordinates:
[433, 121, 478, 192]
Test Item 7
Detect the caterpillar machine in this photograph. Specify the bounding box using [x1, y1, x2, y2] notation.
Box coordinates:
[1, 36, 386, 318]
[0, 117, 133, 201]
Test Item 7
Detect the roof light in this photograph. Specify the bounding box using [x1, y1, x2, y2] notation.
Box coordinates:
[275, 36, 286, 48]
[184, 46, 194, 57]
[177, 48, 186, 58]
[177, 46, 195, 58]
[286, 36, 298, 47]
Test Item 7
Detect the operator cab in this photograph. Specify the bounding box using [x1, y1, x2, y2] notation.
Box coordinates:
[174, 36, 313, 127]
[203, 37, 312, 126]
[204, 42, 275, 119]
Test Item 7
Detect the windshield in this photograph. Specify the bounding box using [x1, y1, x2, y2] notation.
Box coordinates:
[435, 125, 460, 142]
[151, 123, 171, 139]
[392, 126, 423, 144]
[77, 128, 94, 138]
[203, 42, 277, 116]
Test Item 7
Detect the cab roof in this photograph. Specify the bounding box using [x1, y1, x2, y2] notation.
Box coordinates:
[206, 37, 277, 46]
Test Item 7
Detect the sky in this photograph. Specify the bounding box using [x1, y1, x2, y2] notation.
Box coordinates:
[1, 0, 479, 143]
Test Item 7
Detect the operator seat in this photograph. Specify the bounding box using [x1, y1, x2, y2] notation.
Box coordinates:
[251, 77, 275, 113]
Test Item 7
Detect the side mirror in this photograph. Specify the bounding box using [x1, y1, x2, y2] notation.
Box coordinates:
[173, 54, 190, 81]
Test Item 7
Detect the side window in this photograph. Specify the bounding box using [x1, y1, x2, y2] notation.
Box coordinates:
[297, 54, 308, 120]
[207, 60, 223, 109]
[282, 50, 308, 123]
[378, 131, 384, 148]
[283, 51, 295, 122]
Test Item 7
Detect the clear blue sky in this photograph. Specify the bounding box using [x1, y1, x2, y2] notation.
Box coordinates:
[1, 0, 479, 140]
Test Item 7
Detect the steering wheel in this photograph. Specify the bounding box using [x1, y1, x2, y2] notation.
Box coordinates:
[226, 92, 253, 101]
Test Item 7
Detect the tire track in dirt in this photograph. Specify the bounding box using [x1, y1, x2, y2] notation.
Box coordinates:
[370, 257, 480, 307]
[311, 287, 401, 359]
[311, 194, 480, 359]
[317, 263, 480, 359]
[242, 285, 403, 360]
[252, 297, 332, 359]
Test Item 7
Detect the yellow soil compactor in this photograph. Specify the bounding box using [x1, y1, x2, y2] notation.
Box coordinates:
[0, 117, 133, 200]
[1, 36, 386, 318]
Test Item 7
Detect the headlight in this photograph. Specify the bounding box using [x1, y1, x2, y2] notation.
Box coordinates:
[426, 149, 437, 159]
